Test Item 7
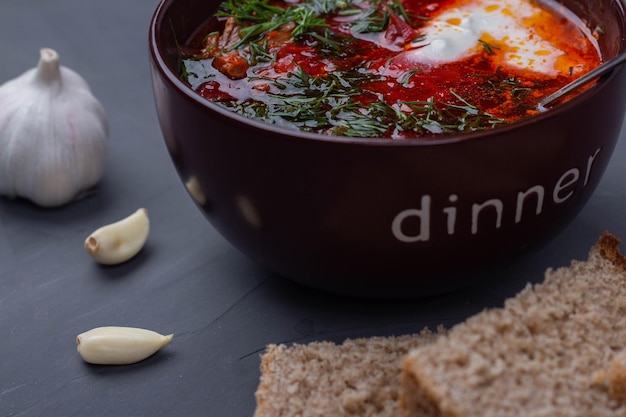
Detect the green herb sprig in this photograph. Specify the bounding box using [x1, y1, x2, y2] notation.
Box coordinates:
[480, 67, 532, 101]
[479, 39, 500, 56]
[217, 0, 350, 49]
[221, 66, 504, 137]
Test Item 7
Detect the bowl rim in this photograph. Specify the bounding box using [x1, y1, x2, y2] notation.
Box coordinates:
[148, 0, 626, 147]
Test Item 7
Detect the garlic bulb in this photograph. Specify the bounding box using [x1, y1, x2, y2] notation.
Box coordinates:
[0, 48, 108, 207]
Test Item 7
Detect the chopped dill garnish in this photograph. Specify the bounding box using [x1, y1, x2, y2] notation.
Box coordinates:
[218, 66, 504, 137]
[216, 0, 285, 23]
[349, 0, 423, 34]
[244, 40, 275, 65]
[308, 0, 351, 15]
[398, 69, 422, 86]
[217, 0, 351, 49]
[412, 33, 426, 43]
[350, 8, 390, 33]
[479, 67, 532, 101]
[181, 59, 215, 88]
[388, 0, 411, 24]
[479, 39, 500, 56]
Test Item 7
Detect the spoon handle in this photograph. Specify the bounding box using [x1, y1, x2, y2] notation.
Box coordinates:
[538, 52, 626, 110]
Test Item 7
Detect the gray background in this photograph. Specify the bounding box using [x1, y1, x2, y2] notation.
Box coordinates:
[1, 1, 625, 416]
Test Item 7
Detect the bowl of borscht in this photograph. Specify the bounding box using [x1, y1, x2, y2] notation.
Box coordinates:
[149, 0, 626, 298]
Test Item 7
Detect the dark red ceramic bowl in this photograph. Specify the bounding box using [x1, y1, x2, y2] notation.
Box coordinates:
[150, 0, 626, 298]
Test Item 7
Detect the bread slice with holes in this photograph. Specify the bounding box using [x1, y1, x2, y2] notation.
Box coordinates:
[400, 232, 626, 417]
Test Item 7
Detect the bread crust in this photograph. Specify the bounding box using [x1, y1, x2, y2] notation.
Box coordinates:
[594, 231, 626, 270]
[400, 231, 626, 417]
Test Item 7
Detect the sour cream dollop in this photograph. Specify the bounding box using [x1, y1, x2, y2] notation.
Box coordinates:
[403, 0, 577, 75]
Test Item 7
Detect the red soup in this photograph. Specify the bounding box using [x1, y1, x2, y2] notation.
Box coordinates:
[179, 0, 602, 139]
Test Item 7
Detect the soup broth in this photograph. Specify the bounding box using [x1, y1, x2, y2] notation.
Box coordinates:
[180, 0, 602, 139]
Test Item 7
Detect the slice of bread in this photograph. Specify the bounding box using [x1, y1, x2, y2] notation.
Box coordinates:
[254, 330, 440, 417]
[400, 232, 626, 417]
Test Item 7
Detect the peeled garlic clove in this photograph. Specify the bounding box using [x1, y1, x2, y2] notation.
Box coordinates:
[76, 326, 173, 365]
[0, 48, 108, 207]
[84, 208, 150, 265]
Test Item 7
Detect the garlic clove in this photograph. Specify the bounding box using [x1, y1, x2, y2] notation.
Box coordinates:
[76, 326, 174, 365]
[0, 48, 108, 207]
[84, 208, 150, 265]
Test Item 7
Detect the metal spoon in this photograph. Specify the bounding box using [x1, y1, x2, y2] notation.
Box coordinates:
[537, 52, 626, 111]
